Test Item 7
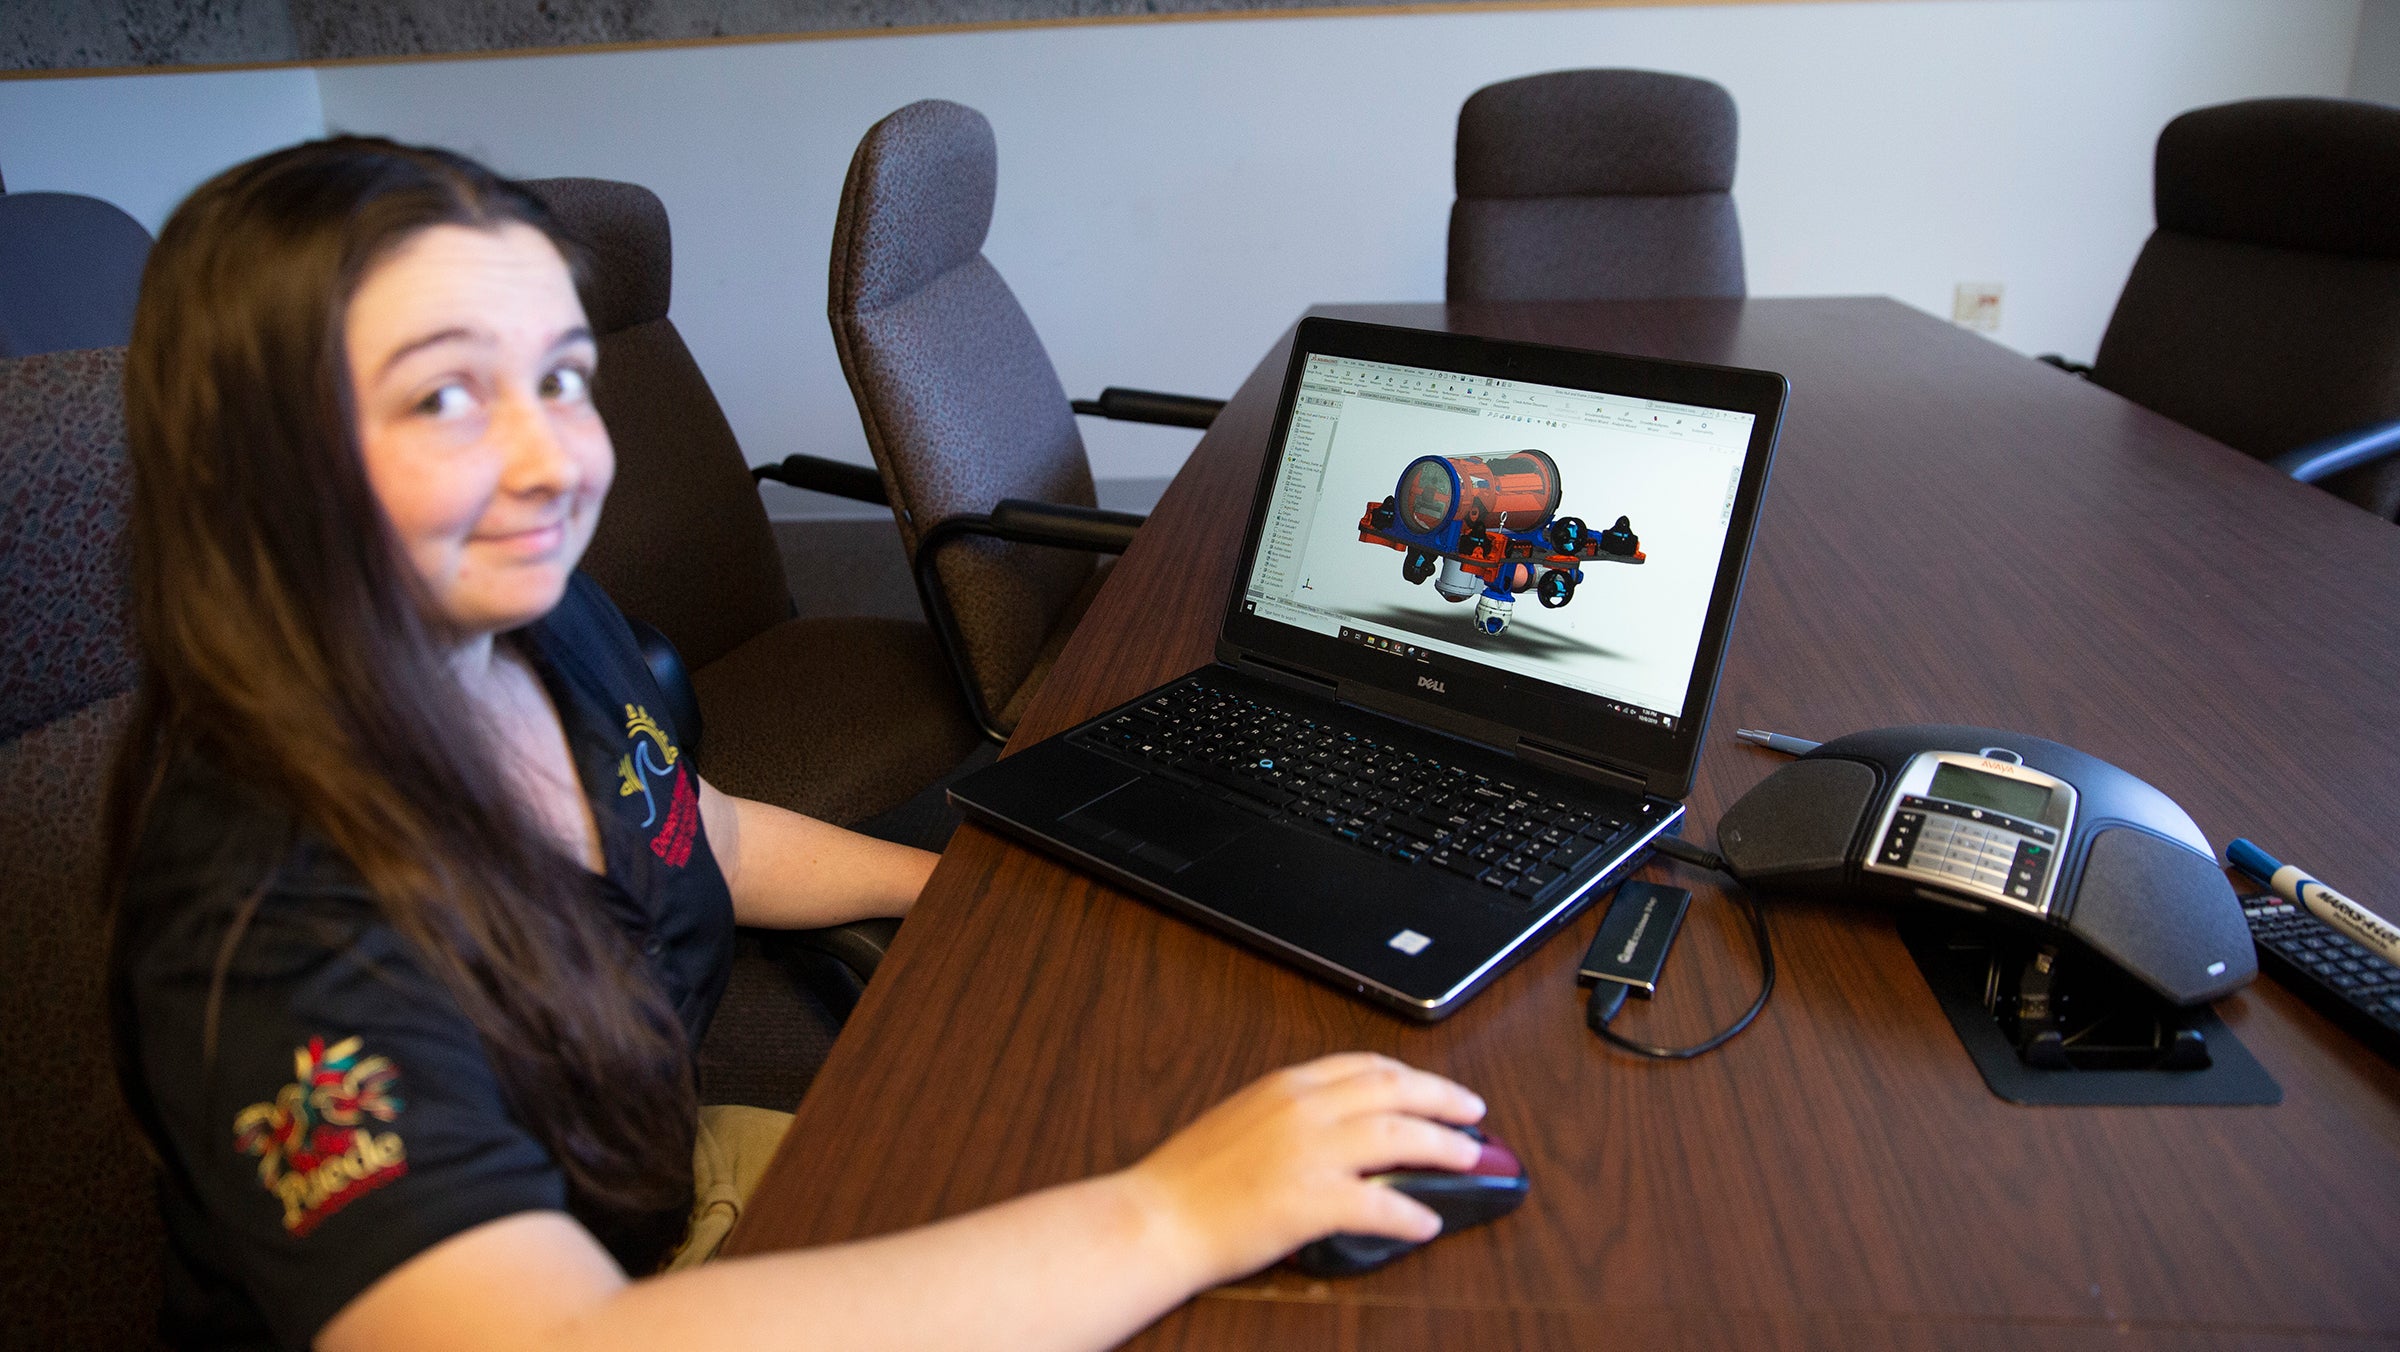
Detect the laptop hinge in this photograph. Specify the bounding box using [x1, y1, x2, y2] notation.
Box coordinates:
[1516, 736, 1650, 797]
[1231, 653, 1339, 697]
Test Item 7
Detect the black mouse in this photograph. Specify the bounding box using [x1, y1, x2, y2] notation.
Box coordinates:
[1290, 1124, 1529, 1277]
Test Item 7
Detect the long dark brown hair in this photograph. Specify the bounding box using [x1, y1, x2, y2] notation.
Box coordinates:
[104, 137, 695, 1268]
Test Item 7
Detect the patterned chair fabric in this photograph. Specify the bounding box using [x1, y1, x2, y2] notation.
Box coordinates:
[0, 345, 163, 1349]
[826, 101, 1105, 729]
[525, 177, 982, 1113]
[525, 178, 793, 674]
[0, 192, 154, 359]
[2, 347, 137, 740]
[2089, 97, 2400, 520]
[521, 178, 981, 829]
[1449, 69, 1746, 303]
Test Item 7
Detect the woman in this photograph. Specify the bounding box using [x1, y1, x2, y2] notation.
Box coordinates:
[106, 137, 1489, 1352]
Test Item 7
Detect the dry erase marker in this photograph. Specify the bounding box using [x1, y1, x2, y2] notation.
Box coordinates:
[2227, 839, 2400, 967]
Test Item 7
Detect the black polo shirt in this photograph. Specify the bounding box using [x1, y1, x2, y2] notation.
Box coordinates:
[113, 574, 736, 1350]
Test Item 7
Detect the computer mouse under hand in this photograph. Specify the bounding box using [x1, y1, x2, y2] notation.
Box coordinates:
[1290, 1125, 1529, 1277]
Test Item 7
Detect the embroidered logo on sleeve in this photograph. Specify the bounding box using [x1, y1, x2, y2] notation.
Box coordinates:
[617, 703, 697, 867]
[232, 1036, 408, 1235]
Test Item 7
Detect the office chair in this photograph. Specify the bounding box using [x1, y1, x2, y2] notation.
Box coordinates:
[816, 99, 1226, 744]
[522, 177, 982, 827]
[1449, 69, 1745, 303]
[2042, 98, 2400, 520]
[0, 346, 164, 1349]
[0, 191, 153, 358]
[524, 177, 990, 1094]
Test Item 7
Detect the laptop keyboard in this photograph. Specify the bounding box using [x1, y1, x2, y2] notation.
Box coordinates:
[1073, 677, 1646, 906]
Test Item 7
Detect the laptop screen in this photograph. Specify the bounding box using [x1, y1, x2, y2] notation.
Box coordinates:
[1238, 351, 1758, 734]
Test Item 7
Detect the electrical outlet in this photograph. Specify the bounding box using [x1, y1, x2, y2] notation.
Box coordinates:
[1953, 282, 2003, 332]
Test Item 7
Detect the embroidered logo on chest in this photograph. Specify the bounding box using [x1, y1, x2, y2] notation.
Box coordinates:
[233, 1036, 407, 1235]
[618, 704, 697, 867]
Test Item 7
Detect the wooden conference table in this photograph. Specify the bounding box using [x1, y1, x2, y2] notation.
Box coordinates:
[726, 298, 2400, 1348]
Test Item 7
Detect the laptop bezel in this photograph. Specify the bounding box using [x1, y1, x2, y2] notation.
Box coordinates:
[1213, 316, 1787, 799]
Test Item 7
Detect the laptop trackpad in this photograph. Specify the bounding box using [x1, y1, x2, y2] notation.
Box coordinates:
[1062, 778, 1252, 874]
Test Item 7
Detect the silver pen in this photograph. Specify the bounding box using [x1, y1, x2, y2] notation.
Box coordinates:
[1735, 728, 1820, 756]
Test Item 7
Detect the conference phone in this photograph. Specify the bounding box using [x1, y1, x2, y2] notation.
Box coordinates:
[1714, 724, 2257, 1007]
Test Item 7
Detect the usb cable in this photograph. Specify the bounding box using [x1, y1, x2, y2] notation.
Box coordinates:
[1585, 834, 1776, 1058]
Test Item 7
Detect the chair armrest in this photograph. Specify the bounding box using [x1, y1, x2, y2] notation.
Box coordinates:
[2035, 354, 2092, 377]
[787, 917, 902, 989]
[785, 917, 901, 984]
[988, 498, 1145, 554]
[1069, 386, 1225, 429]
[626, 615, 705, 763]
[753, 453, 889, 505]
[746, 918, 902, 1025]
[911, 501, 1150, 744]
[2270, 418, 2400, 485]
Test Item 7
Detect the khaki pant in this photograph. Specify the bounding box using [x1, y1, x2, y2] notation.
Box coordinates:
[666, 1104, 796, 1270]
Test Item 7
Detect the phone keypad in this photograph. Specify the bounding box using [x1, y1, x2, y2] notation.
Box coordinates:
[1877, 795, 2056, 911]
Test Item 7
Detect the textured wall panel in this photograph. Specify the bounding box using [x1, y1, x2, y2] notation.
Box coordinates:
[12, 0, 1546, 71]
[2, 0, 298, 71]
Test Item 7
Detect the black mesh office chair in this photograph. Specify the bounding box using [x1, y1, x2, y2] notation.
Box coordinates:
[1449, 69, 1745, 303]
[2041, 98, 2400, 519]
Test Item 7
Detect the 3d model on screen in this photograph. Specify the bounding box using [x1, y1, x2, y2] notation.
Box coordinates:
[1357, 450, 1643, 636]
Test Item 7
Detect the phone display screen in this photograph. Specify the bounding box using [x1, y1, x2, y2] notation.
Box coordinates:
[1928, 763, 2052, 821]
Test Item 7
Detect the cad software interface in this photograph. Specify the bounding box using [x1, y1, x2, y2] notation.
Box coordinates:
[1241, 352, 1756, 729]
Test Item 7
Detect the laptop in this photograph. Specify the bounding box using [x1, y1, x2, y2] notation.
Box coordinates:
[948, 316, 1786, 1020]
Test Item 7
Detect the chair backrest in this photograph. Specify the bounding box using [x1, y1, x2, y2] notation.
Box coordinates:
[0, 193, 154, 359]
[0, 346, 164, 1349]
[1449, 69, 1745, 304]
[828, 100, 1099, 721]
[521, 178, 794, 671]
[2090, 98, 2400, 520]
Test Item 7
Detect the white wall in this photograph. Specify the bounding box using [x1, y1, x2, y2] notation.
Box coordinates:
[3, 1, 2366, 497]
[0, 67, 324, 232]
[2353, 0, 2400, 102]
[312, 0, 2361, 489]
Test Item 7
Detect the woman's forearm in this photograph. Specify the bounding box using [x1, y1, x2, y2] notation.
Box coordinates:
[323, 1171, 1210, 1352]
[571, 1172, 1206, 1352]
[698, 778, 938, 928]
[320, 1056, 1484, 1352]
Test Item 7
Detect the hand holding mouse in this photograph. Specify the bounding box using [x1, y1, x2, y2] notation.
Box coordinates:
[1118, 1052, 1487, 1288]
[1289, 1123, 1529, 1276]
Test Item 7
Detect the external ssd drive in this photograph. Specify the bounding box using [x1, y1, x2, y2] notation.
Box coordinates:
[1579, 881, 1693, 996]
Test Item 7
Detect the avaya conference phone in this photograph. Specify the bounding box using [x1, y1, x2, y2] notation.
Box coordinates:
[1715, 725, 2256, 1007]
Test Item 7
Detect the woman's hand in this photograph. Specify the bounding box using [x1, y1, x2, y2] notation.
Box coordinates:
[1118, 1053, 1488, 1288]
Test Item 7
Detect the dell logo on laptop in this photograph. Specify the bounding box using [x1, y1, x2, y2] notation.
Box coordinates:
[1418, 676, 1447, 694]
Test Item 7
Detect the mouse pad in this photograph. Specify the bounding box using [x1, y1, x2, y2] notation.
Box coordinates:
[1061, 778, 1255, 874]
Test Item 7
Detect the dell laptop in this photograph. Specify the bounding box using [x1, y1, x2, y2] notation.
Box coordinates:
[948, 316, 1786, 1019]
